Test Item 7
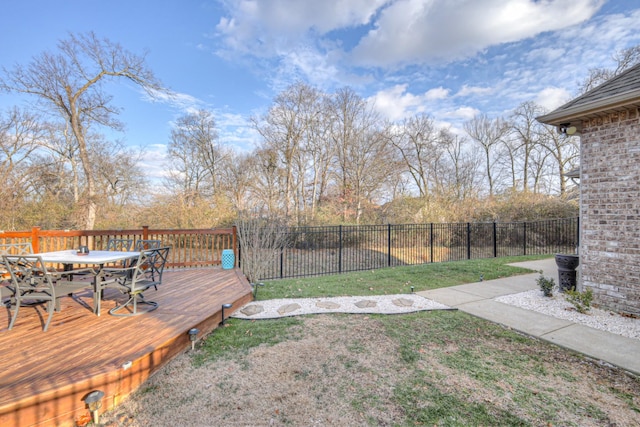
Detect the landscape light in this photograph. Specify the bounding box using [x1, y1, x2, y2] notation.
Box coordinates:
[83, 390, 104, 425]
[221, 303, 233, 325]
[188, 328, 199, 350]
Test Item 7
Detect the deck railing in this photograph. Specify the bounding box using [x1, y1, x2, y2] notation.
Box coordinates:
[0, 226, 237, 269]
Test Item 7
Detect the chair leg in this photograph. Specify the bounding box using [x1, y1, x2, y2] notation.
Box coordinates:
[8, 299, 19, 330]
[8, 297, 56, 332]
[94, 288, 101, 316]
[109, 294, 158, 317]
[43, 300, 54, 332]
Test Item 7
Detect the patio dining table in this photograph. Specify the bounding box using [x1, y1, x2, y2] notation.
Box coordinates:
[37, 250, 140, 316]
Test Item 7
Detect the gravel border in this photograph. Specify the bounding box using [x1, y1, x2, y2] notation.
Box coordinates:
[496, 289, 640, 340]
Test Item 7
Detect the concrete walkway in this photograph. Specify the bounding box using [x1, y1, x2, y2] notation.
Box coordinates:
[417, 258, 640, 376]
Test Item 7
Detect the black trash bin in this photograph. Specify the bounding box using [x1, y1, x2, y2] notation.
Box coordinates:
[555, 254, 580, 292]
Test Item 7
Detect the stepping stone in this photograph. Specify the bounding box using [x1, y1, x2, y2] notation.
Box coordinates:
[240, 305, 264, 316]
[392, 298, 414, 307]
[355, 300, 377, 308]
[277, 303, 301, 315]
[316, 301, 341, 309]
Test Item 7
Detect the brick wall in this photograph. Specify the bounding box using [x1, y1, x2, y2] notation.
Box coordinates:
[579, 108, 640, 316]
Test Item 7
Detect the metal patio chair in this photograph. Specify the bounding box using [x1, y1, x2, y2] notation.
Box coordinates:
[134, 239, 162, 251]
[133, 240, 163, 288]
[0, 243, 34, 307]
[0, 242, 34, 256]
[2, 255, 95, 331]
[99, 247, 170, 317]
[106, 238, 134, 252]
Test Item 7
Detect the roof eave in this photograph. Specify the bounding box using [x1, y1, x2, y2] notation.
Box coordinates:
[537, 90, 640, 126]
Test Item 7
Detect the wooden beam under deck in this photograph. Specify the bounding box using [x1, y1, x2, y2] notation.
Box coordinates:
[0, 268, 253, 427]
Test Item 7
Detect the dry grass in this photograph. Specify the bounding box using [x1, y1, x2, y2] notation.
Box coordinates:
[102, 311, 640, 427]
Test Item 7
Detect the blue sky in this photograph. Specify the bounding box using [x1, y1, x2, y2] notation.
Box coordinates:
[1, 0, 640, 179]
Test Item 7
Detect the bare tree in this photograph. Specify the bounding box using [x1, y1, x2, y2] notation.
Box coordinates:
[538, 124, 580, 196]
[0, 108, 46, 229]
[464, 114, 510, 196]
[241, 147, 284, 213]
[329, 87, 389, 224]
[303, 96, 335, 223]
[439, 131, 482, 200]
[508, 102, 548, 193]
[390, 114, 443, 198]
[217, 150, 253, 213]
[0, 32, 165, 229]
[0, 107, 42, 191]
[577, 45, 640, 94]
[165, 109, 225, 201]
[91, 139, 148, 207]
[236, 209, 291, 286]
[252, 82, 323, 223]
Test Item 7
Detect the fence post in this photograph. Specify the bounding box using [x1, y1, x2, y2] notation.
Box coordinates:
[233, 224, 241, 269]
[467, 223, 471, 260]
[387, 224, 392, 267]
[493, 222, 497, 258]
[338, 225, 343, 273]
[523, 222, 527, 256]
[280, 245, 284, 279]
[430, 223, 434, 263]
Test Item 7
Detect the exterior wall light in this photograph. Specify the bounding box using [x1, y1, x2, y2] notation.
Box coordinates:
[559, 123, 580, 135]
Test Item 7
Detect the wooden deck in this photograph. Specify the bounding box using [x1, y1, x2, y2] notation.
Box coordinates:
[0, 267, 253, 427]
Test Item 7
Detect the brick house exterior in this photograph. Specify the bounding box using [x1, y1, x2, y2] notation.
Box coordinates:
[538, 63, 640, 316]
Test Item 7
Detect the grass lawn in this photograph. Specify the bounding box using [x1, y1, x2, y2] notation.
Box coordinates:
[255, 254, 551, 299]
[103, 255, 640, 426]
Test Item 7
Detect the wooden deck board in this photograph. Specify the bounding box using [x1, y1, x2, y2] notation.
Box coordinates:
[0, 267, 253, 427]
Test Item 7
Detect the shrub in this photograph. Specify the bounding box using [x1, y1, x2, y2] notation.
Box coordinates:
[537, 274, 555, 297]
[565, 288, 593, 314]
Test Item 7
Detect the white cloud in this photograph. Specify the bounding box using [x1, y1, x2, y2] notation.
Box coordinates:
[368, 84, 420, 121]
[425, 87, 449, 100]
[216, 0, 390, 56]
[526, 47, 566, 63]
[535, 87, 572, 112]
[215, 110, 262, 152]
[137, 143, 170, 181]
[369, 84, 455, 121]
[445, 106, 480, 121]
[350, 0, 605, 67]
[208, 0, 640, 139]
[143, 88, 203, 112]
[455, 85, 493, 97]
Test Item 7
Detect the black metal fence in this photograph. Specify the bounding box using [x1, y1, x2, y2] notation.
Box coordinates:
[243, 217, 579, 280]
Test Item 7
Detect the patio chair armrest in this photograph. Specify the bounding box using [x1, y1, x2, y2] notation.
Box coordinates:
[97, 266, 136, 288]
[99, 265, 136, 278]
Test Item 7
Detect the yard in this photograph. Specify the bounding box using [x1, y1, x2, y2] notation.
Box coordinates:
[102, 256, 640, 426]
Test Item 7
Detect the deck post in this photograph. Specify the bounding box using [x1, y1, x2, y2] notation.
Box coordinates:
[31, 226, 41, 253]
[232, 225, 238, 267]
